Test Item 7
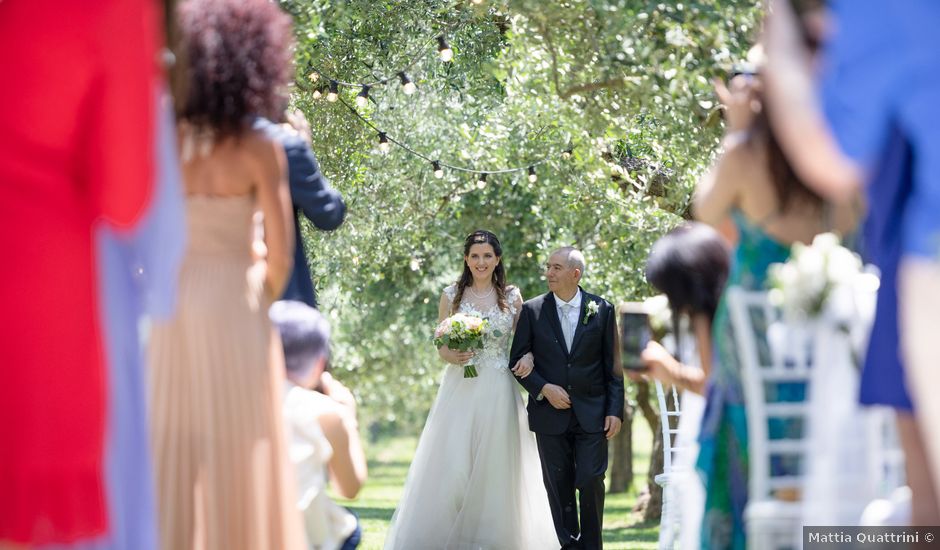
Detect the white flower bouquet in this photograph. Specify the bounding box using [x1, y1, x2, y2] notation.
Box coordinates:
[433, 312, 489, 378]
[767, 232, 873, 319]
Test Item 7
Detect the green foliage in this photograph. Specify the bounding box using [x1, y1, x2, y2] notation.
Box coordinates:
[280, 0, 761, 428]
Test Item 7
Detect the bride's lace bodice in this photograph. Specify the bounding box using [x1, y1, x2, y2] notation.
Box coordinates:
[442, 284, 521, 372]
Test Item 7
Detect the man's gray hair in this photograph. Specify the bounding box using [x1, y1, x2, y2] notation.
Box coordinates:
[553, 246, 586, 277]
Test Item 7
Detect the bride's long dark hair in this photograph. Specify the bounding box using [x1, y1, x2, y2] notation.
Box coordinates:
[452, 230, 509, 314]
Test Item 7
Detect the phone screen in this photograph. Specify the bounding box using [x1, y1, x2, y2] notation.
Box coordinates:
[620, 307, 651, 372]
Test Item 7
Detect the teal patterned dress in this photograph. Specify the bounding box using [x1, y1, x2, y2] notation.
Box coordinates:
[696, 210, 791, 550]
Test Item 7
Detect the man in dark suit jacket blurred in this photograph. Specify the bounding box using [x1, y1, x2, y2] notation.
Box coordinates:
[509, 247, 624, 550]
[254, 113, 345, 308]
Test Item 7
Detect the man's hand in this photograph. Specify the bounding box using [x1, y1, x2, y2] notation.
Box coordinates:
[511, 352, 535, 378]
[604, 416, 622, 440]
[541, 383, 571, 410]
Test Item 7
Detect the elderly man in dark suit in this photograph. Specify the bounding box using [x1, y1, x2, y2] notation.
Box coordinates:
[254, 112, 345, 308]
[509, 247, 624, 550]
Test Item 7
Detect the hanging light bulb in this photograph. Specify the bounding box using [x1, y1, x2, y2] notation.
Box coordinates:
[308, 70, 320, 83]
[398, 72, 417, 95]
[356, 85, 371, 108]
[476, 173, 488, 189]
[432, 160, 444, 179]
[378, 132, 390, 154]
[326, 80, 339, 102]
[561, 148, 573, 160]
[437, 35, 454, 62]
[311, 85, 322, 100]
[528, 165, 538, 183]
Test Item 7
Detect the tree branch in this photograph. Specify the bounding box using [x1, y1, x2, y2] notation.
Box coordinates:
[558, 77, 627, 99]
[535, 19, 563, 97]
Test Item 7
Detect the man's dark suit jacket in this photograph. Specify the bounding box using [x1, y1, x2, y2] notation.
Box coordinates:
[254, 118, 346, 308]
[509, 288, 625, 434]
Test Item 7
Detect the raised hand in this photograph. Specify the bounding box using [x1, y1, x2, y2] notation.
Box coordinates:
[320, 371, 356, 413]
[641, 340, 680, 383]
[641, 340, 706, 395]
[714, 75, 761, 133]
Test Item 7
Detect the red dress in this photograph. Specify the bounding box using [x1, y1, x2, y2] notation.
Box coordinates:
[0, 0, 159, 543]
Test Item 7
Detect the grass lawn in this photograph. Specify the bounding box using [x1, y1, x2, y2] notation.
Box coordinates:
[332, 417, 660, 549]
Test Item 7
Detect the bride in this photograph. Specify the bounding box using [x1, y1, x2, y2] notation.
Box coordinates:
[384, 230, 559, 550]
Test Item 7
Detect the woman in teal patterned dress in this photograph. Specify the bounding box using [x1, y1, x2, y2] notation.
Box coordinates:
[692, 74, 860, 549]
[696, 211, 790, 549]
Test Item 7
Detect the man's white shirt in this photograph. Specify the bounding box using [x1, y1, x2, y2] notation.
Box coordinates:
[554, 289, 582, 336]
[556, 289, 582, 353]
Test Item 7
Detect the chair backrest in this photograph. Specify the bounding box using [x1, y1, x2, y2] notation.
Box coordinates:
[866, 407, 907, 498]
[655, 323, 697, 476]
[726, 288, 812, 503]
[655, 379, 682, 476]
[654, 322, 703, 550]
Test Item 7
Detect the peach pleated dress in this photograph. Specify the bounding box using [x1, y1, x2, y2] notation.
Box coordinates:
[148, 194, 306, 550]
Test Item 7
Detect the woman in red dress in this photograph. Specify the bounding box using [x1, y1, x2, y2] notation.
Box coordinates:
[0, 0, 161, 545]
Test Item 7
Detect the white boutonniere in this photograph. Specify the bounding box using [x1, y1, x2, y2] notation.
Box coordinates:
[583, 300, 600, 325]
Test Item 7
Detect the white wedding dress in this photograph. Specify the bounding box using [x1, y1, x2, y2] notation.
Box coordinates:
[383, 285, 559, 550]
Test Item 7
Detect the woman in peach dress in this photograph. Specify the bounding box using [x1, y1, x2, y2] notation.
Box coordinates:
[147, 1, 306, 549]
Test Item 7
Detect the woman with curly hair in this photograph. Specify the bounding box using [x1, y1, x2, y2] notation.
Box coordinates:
[147, 1, 306, 549]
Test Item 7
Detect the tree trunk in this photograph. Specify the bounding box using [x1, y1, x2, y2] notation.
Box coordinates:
[608, 399, 634, 493]
[636, 381, 664, 522]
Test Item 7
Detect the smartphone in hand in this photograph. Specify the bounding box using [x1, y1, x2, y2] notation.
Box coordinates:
[619, 303, 651, 372]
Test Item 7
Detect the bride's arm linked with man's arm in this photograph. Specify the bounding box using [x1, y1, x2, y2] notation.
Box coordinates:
[509, 302, 551, 398]
[508, 294, 625, 429]
[509, 289, 535, 378]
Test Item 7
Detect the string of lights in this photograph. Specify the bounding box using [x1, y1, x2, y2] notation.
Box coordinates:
[329, 96, 574, 184]
[306, 28, 456, 101]
[297, 13, 573, 184]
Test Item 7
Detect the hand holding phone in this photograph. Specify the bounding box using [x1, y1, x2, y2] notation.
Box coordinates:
[619, 304, 651, 372]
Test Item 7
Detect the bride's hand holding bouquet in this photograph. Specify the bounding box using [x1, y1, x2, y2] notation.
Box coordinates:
[434, 312, 488, 378]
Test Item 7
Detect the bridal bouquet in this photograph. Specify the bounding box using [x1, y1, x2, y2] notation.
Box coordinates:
[434, 312, 489, 378]
[767, 232, 876, 320]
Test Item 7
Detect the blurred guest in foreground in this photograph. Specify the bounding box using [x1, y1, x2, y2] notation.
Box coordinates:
[254, 110, 346, 309]
[692, 41, 859, 547]
[764, 0, 940, 524]
[0, 1, 163, 547]
[272, 300, 366, 550]
[641, 223, 730, 396]
[641, 222, 731, 548]
[146, 0, 306, 548]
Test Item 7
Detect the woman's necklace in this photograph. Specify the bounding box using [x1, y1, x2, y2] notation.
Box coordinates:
[467, 285, 495, 299]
